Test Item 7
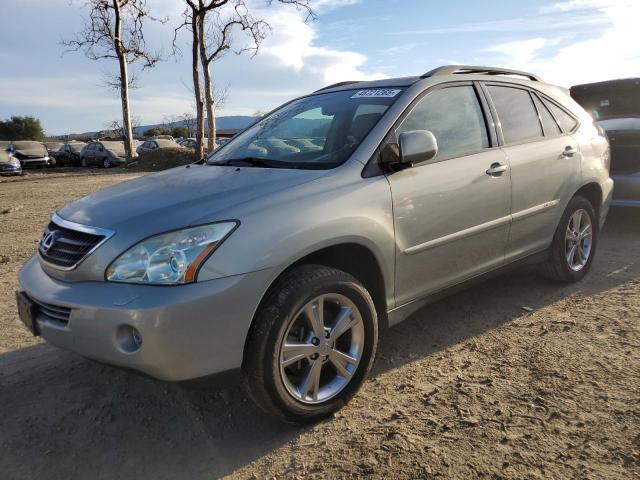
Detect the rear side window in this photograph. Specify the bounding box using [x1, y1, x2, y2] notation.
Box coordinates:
[487, 85, 543, 144]
[532, 94, 561, 136]
[397, 85, 489, 160]
[544, 99, 578, 133]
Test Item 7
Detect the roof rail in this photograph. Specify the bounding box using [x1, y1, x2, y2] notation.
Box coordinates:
[421, 65, 542, 82]
[314, 80, 362, 93]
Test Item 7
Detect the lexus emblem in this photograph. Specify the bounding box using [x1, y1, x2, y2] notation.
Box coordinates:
[41, 230, 59, 253]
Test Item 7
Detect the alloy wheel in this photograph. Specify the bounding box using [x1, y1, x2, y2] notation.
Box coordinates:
[279, 293, 364, 404]
[565, 208, 592, 271]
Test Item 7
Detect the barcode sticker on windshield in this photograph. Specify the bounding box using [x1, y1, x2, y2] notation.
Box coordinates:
[351, 89, 401, 99]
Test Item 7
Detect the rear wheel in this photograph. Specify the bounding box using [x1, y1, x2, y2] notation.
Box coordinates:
[243, 265, 378, 423]
[540, 196, 598, 282]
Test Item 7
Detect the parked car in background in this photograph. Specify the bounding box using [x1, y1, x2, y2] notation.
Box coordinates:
[571, 78, 640, 207]
[55, 142, 87, 167]
[179, 137, 196, 148]
[136, 138, 182, 155]
[215, 137, 230, 147]
[8, 141, 51, 167]
[80, 141, 127, 168]
[44, 141, 64, 163]
[0, 149, 22, 176]
[152, 135, 175, 141]
[17, 65, 612, 423]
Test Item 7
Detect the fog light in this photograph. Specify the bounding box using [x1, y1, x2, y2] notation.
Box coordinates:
[115, 325, 143, 353]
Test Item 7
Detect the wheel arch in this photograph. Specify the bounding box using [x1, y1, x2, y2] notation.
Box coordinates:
[246, 241, 390, 350]
[573, 182, 603, 220]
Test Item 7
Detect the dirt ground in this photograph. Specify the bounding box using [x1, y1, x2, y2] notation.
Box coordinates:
[1, 169, 638, 480]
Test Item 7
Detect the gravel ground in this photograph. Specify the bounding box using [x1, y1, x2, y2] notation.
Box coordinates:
[1, 169, 639, 479]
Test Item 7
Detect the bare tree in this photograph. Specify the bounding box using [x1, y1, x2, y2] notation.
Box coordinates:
[160, 114, 180, 132]
[198, 2, 268, 151]
[63, 0, 165, 165]
[175, 0, 315, 157]
[180, 110, 197, 136]
[105, 116, 140, 138]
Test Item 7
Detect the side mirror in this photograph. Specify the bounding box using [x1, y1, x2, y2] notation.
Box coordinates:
[398, 130, 438, 167]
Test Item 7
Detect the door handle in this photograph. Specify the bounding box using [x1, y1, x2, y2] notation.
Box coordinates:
[562, 146, 578, 157]
[486, 163, 508, 176]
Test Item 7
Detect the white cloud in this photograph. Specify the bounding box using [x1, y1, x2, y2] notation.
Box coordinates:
[256, 5, 385, 83]
[485, 38, 549, 65]
[484, 0, 640, 86]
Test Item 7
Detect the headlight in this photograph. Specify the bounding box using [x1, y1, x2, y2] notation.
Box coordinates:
[10, 158, 20, 167]
[105, 221, 238, 284]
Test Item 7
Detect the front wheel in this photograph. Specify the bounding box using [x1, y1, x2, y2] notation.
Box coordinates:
[243, 265, 378, 423]
[540, 195, 598, 282]
[103, 158, 111, 169]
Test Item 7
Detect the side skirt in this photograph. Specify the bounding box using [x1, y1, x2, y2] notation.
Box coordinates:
[386, 249, 549, 327]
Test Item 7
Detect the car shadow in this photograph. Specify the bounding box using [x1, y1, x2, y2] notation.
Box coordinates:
[1, 208, 638, 479]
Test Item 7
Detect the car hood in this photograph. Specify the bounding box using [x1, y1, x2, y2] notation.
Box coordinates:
[14, 146, 47, 157]
[57, 164, 328, 232]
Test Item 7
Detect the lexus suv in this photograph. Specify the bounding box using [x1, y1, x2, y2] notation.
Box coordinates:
[17, 65, 612, 423]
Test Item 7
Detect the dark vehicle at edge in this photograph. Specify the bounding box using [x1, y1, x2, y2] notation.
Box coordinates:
[55, 142, 87, 167]
[571, 78, 640, 207]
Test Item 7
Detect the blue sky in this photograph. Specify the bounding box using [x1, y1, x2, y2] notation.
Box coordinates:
[0, 0, 637, 135]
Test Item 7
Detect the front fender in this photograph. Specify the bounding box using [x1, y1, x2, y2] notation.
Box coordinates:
[197, 168, 396, 307]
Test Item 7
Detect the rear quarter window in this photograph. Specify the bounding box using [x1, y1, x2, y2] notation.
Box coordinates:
[544, 99, 579, 133]
[532, 94, 562, 136]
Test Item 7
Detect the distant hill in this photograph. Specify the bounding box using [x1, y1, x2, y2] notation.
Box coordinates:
[132, 115, 256, 136]
[60, 115, 257, 139]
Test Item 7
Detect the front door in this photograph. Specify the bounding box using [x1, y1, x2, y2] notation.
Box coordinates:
[386, 83, 512, 306]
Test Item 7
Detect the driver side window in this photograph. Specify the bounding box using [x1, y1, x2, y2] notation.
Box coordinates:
[397, 85, 489, 161]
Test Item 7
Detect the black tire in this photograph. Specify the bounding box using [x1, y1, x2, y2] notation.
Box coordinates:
[242, 264, 378, 423]
[540, 195, 598, 282]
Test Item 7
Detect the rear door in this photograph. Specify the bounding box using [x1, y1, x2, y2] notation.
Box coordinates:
[84, 143, 95, 164]
[483, 83, 581, 260]
[385, 82, 511, 306]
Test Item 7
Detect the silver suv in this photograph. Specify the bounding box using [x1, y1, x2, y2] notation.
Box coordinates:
[17, 65, 613, 423]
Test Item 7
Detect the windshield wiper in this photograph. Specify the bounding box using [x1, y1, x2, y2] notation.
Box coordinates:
[208, 157, 292, 168]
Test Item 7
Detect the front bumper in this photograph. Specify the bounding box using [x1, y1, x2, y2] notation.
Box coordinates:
[611, 172, 640, 207]
[18, 256, 274, 381]
[19, 156, 50, 166]
[0, 163, 22, 175]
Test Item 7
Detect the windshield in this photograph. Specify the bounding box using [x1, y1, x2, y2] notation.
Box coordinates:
[13, 141, 44, 151]
[101, 141, 126, 155]
[206, 88, 404, 169]
[68, 142, 86, 152]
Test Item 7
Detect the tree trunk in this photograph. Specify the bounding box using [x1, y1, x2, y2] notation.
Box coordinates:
[198, 13, 216, 152]
[191, 10, 205, 159]
[113, 0, 134, 166]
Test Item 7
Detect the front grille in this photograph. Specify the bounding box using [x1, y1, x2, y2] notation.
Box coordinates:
[31, 297, 71, 327]
[39, 220, 105, 269]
